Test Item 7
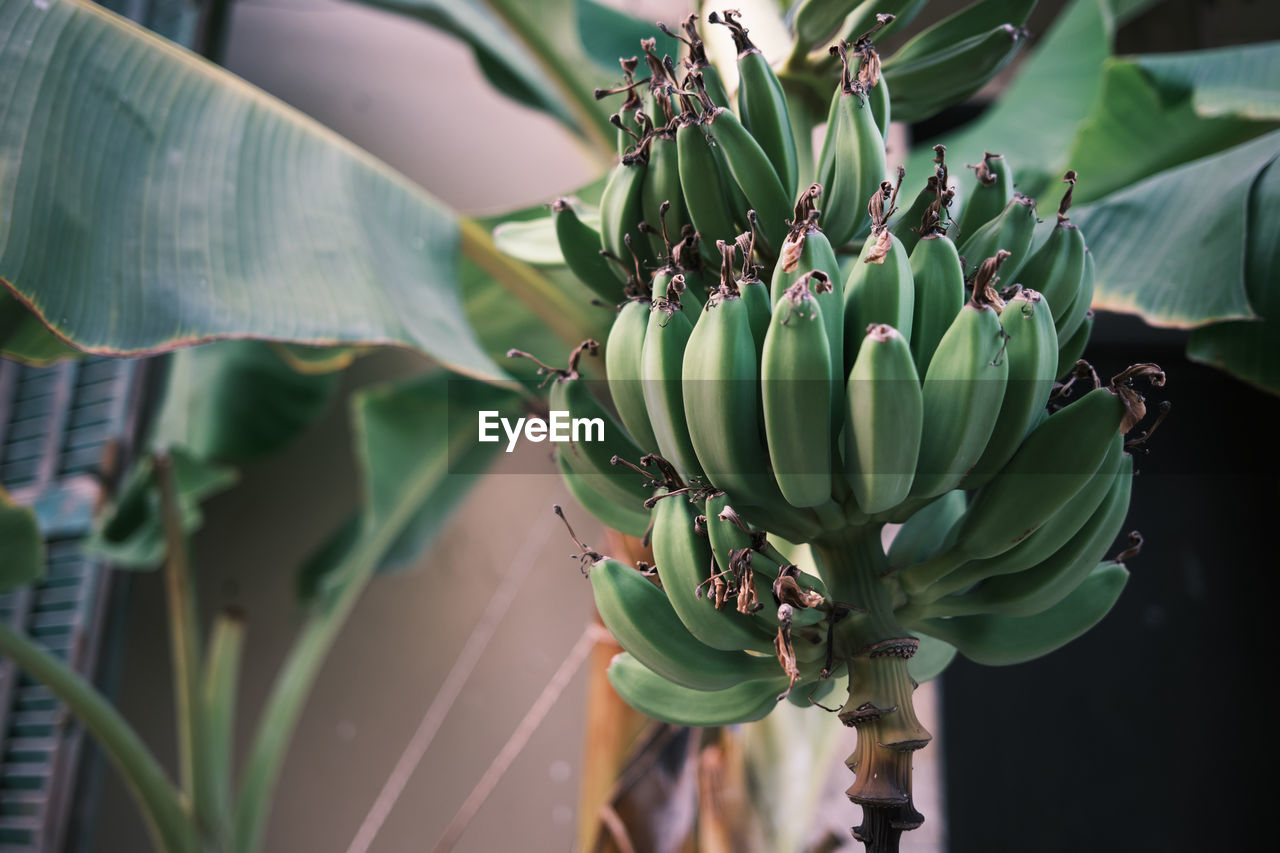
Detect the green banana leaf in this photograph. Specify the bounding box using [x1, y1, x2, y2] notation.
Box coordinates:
[148, 340, 344, 463]
[1065, 56, 1276, 205]
[0, 0, 504, 382]
[83, 448, 238, 569]
[1072, 129, 1280, 326]
[356, 0, 661, 158]
[297, 371, 523, 608]
[1186, 155, 1280, 393]
[0, 488, 44, 591]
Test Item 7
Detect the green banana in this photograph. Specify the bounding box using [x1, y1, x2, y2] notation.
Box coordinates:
[598, 129, 652, 270]
[650, 488, 774, 652]
[956, 193, 1037, 282]
[696, 80, 793, 255]
[907, 229, 965, 376]
[893, 145, 953, 256]
[640, 119, 689, 260]
[770, 185, 841, 305]
[907, 632, 957, 684]
[886, 490, 967, 570]
[675, 106, 740, 262]
[829, 1, 930, 52]
[928, 455, 1134, 618]
[551, 199, 625, 298]
[816, 39, 887, 247]
[711, 10, 799, 195]
[588, 556, 782, 689]
[607, 652, 787, 725]
[761, 274, 833, 507]
[1017, 172, 1087, 338]
[1056, 310, 1093, 379]
[555, 452, 650, 540]
[701, 498, 829, 639]
[640, 279, 705, 482]
[844, 178, 916, 367]
[539, 343, 651, 513]
[1058, 248, 1097, 346]
[962, 287, 1059, 489]
[943, 383, 1129, 560]
[909, 263, 1009, 500]
[954, 152, 1012, 240]
[730, 232, 774, 363]
[906, 561, 1129, 667]
[659, 14, 731, 108]
[905, 433, 1124, 602]
[881, 24, 1024, 124]
[681, 287, 770, 500]
[606, 298, 660, 453]
[844, 324, 922, 515]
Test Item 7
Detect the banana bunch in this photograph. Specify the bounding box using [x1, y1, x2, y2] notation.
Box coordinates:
[519, 10, 1169, 849]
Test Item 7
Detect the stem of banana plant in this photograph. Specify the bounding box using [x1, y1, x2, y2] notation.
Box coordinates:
[203, 609, 246, 848]
[156, 453, 216, 839]
[0, 620, 196, 853]
[811, 525, 931, 853]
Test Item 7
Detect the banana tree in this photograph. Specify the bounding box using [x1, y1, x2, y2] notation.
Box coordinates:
[0, 0, 1277, 851]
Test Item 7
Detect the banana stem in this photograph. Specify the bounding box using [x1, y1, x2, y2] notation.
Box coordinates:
[155, 454, 215, 838]
[0, 621, 196, 853]
[811, 526, 932, 853]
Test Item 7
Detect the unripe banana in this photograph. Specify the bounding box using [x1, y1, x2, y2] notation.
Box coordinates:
[706, 497, 828, 592]
[676, 109, 740, 262]
[762, 275, 834, 508]
[606, 298, 661, 453]
[1056, 310, 1094, 379]
[910, 260, 1009, 499]
[844, 180, 916, 367]
[696, 81, 793, 255]
[905, 561, 1129, 667]
[551, 199, 625, 298]
[1017, 173, 1086, 338]
[682, 288, 817, 539]
[640, 281, 705, 481]
[543, 343, 651, 512]
[816, 40, 887, 247]
[844, 324, 922, 515]
[640, 121, 689, 259]
[956, 193, 1038, 282]
[607, 652, 787, 725]
[893, 145, 953, 256]
[962, 288, 1059, 489]
[555, 452, 650, 540]
[905, 431, 1124, 602]
[1057, 248, 1097, 346]
[711, 10, 799, 195]
[588, 557, 782, 689]
[881, 23, 1024, 124]
[908, 632, 957, 684]
[658, 14, 730, 108]
[943, 384, 1128, 560]
[868, 64, 891, 138]
[954, 152, 1012, 240]
[770, 185, 841, 304]
[886, 490, 966, 571]
[907, 230, 965, 375]
[650, 488, 774, 652]
[927, 454, 1133, 618]
[598, 138, 652, 270]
